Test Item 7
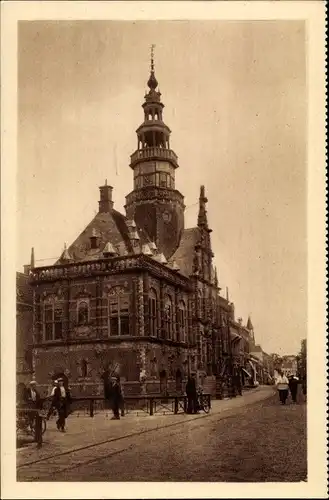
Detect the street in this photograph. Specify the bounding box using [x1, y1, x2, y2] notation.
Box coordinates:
[17, 387, 307, 482]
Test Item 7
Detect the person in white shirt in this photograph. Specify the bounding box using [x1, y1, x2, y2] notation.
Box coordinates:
[276, 371, 289, 404]
[52, 378, 71, 432]
[46, 380, 59, 419]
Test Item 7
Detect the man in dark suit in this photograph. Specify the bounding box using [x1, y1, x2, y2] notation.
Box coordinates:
[288, 374, 299, 403]
[186, 373, 198, 414]
[110, 376, 122, 420]
[52, 378, 71, 432]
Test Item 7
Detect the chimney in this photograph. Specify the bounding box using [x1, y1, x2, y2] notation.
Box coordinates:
[23, 264, 31, 275]
[98, 180, 114, 213]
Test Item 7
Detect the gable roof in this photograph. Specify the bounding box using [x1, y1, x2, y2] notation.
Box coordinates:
[171, 227, 200, 277]
[55, 210, 150, 264]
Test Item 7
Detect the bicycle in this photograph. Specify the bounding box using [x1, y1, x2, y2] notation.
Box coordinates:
[17, 409, 47, 436]
[197, 394, 210, 413]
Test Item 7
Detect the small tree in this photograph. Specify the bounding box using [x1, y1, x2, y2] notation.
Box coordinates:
[270, 353, 283, 372]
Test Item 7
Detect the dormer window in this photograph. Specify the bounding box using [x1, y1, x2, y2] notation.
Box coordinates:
[90, 236, 98, 249]
[89, 228, 99, 249]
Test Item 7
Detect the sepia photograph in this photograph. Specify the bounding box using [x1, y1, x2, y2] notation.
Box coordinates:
[1, 1, 326, 498]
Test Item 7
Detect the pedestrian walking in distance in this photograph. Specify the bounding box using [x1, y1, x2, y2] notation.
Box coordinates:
[52, 378, 71, 432]
[288, 374, 299, 403]
[186, 373, 198, 414]
[110, 376, 122, 420]
[276, 371, 289, 405]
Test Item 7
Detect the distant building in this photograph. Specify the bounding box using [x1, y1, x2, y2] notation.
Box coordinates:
[281, 355, 298, 376]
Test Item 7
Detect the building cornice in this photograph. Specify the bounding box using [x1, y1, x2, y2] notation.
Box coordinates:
[29, 254, 193, 291]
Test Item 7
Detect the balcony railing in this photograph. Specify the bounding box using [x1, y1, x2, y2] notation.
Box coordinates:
[130, 147, 178, 167]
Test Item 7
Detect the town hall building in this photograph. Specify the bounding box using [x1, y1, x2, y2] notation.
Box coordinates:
[25, 54, 257, 397]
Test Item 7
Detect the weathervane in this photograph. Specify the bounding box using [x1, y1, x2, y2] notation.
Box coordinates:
[150, 44, 156, 72]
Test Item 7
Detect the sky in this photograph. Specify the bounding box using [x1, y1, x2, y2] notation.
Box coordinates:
[17, 20, 307, 355]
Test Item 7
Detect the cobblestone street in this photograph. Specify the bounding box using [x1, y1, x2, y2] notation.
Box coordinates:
[17, 386, 307, 482]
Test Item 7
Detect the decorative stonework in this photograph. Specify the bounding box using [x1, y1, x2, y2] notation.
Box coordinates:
[137, 276, 145, 336]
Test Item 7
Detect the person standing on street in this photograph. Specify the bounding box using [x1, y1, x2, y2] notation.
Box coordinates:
[288, 374, 299, 403]
[186, 373, 198, 414]
[276, 370, 289, 405]
[52, 378, 71, 431]
[110, 376, 122, 420]
[117, 376, 125, 417]
[46, 379, 59, 420]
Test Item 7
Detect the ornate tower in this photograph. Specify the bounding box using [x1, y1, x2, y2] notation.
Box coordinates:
[125, 46, 185, 259]
[193, 185, 214, 283]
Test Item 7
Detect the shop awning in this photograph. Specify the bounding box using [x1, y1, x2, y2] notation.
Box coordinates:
[242, 368, 253, 379]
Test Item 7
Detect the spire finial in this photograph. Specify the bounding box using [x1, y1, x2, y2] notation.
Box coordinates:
[105, 178, 107, 186]
[147, 44, 158, 90]
[214, 266, 218, 287]
[151, 44, 155, 73]
[197, 185, 209, 229]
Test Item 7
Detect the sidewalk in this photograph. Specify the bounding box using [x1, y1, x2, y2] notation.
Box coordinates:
[17, 385, 274, 467]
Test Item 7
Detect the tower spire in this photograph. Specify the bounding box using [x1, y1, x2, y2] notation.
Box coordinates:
[125, 52, 185, 260]
[197, 185, 209, 229]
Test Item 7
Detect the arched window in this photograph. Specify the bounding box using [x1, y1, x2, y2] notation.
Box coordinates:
[43, 296, 63, 341]
[77, 300, 89, 326]
[148, 288, 158, 337]
[178, 300, 187, 343]
[164, 295, 173, 340]
[108, 294, 130, 336]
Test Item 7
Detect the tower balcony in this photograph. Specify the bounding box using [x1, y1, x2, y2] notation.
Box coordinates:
[130, 147, 178, 169]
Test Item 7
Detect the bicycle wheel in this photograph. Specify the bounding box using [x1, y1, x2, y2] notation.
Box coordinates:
[201, 397, 210, 413]
[30, 417, 47, 435]
[41, 418, 47, 434]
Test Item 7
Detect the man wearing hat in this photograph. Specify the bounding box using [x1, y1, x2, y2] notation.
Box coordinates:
[25, 380, 41, 407]
[51, 378, 71, 432]
[24, 380, 42, 427]
[110, 376, 122, 420]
